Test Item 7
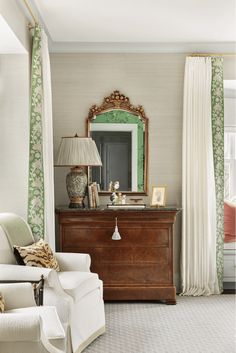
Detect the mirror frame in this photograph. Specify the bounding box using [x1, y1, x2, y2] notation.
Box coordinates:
[86, 90, 149, 195]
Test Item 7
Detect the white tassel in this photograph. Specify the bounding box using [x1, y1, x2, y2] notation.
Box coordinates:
[112, 217, 121, 240]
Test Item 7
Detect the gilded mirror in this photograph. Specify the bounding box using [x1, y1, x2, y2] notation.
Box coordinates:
[87, 91, 148, 195]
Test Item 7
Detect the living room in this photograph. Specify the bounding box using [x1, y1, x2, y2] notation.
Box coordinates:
[0, 1, 235, 353]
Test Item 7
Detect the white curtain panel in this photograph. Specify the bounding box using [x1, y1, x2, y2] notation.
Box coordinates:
[41, 30, 55, 251]
[181, 57, 219, 296]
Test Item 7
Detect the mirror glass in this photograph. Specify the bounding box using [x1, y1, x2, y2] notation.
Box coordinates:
[87, 91, 148, 194]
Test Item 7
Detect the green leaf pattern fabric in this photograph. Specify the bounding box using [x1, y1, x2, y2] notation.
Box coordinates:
[211, 57, 224, 293]
[28, 25, 44, 239]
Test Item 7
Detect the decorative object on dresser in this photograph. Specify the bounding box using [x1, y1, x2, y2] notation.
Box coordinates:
[109, 180, 120, 205]
[55, 134, 102, 208]
[130, 198, 144, 204]
[151, 186, 166, 207]
[107, 203, 146, 209]
[88, 182, 100, 208]
[56, 206, 180, 304]
[87, 90, 149, 195]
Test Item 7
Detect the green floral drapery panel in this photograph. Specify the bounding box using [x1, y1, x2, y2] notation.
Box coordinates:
[211, 57, 224, 293]
[28, 25, 45, 239]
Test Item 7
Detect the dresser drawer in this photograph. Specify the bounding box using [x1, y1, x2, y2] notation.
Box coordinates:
[68, 246, 169, 264]
[62, 226, 170, 248]
[91, 263, 171, 285]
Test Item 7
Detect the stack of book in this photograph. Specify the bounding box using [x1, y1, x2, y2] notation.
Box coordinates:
[88, 182, 100, 208]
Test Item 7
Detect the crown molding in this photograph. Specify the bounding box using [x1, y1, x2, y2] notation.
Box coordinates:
[49, 41, 236, 54]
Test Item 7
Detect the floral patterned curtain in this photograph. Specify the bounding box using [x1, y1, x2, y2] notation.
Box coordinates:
[28, 25, 44, 239]
[211, 57, 224, 293]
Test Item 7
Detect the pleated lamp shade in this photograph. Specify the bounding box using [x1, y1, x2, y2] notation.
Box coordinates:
[55, 136, 102, 167]
[55, 135, 102, 208]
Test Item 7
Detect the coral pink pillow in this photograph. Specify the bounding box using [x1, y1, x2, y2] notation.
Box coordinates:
[224, 201, 236, 243]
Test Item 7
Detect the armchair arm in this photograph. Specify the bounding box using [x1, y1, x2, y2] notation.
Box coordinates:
[0, 314, 63, 353]
[0, 313, 41, 342]
[55, 252, 91, 272]
[0, 282, 36, 310]
[0, 264, 64, 296]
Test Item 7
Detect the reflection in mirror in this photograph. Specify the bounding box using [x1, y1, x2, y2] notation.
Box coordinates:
[87, 91, 148, 195]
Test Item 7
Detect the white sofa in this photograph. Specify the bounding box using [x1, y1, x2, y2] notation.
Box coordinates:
[0, 213, 105, 353]
[0, 282, 65, 353]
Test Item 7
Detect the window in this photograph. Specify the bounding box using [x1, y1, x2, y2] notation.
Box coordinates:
[224, 127, 236, 201]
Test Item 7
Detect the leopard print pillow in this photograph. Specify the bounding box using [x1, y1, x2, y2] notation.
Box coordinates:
[0, 294, 5, 313]
[14, 239, 60, 272]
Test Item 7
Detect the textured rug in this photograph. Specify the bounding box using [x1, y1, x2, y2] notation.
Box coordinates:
[84, 295, 236, 353]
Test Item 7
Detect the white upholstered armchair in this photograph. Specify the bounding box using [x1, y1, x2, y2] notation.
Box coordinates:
[0, 213, 105, 353]
[0, 282, 65, 353]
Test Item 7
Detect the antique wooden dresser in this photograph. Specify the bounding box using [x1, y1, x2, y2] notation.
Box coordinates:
[56, 207, 180, 304]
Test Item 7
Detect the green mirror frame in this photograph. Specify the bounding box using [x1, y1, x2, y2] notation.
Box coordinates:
[86, 90, 149, 195]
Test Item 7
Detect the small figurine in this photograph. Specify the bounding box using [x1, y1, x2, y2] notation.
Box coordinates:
[110, 192, 118, 204]
[113, 181, 120, 191]
[108, 181, 113, 192]
[121, 194, 126, 204]
[118, 192, 122, 204]
[109, 181, 120, 204]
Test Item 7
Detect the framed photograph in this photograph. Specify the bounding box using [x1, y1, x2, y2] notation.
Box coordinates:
[150, 186, 166, 207]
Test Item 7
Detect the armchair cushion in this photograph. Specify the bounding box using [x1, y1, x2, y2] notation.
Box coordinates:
[14, 239, 60, 272]
[58, 271, 100, 302]
[0, 283, 36, 310]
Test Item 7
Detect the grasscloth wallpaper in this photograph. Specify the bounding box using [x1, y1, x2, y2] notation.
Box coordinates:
[50, 53, 236, 290]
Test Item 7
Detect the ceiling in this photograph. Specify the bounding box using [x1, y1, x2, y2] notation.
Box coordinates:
[30, 0, 236, 52]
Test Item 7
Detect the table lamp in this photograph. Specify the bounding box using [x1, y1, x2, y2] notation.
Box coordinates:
[55, 134, 102, 208]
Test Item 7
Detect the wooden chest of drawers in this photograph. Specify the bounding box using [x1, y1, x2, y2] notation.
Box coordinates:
[56, 207, 179, 304]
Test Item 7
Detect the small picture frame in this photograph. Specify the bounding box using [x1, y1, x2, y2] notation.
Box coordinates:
[150, 186, 166, 207]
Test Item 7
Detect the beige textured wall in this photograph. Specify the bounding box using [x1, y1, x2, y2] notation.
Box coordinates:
[0, 0, 31, 219]
[51, 53, 236, 290]
[51, 53, 185, 289]
[51, 53, 186, 204]
[0, 54, 29, 218]
[0, 0, 31, 53]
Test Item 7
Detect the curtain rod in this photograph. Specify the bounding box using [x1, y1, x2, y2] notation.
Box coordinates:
[23, 0, 38, 29]
[189, 53, 236, 57]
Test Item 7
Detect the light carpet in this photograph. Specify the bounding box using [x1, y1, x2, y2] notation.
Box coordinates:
[84, 295, 236, 353]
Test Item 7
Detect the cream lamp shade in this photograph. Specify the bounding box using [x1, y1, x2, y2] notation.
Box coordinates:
[55, 135, 102, 208]
[55, 136, 102, 167]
